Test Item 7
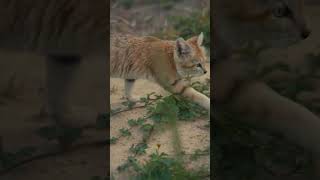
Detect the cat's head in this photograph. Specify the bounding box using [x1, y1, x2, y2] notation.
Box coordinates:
[173, 32, 208, 77]
[216, 0, 311, 49]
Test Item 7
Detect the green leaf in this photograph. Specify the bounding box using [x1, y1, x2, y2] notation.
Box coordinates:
[128, 119, 139, 127]
[129, 143, 148, 155]
[119, 128, 131, 137]
[110, 137, 118, 144]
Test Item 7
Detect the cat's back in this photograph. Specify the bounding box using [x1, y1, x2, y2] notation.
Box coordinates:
[110, 33, 164, 61]
[110, 33, 171, 79]
[111, 33, 161, 49]
[0, 0, 107, 56]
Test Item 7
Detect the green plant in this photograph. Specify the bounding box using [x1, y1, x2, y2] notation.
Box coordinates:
[110, 137, 119, 144]
[169, 10, 210, 48]
[119, 0, 134, 9]
[120, 150, 208, 180]
[130, 143, 148, 155]
[119, 128, 132, 137]
[159, 0, 182, 10]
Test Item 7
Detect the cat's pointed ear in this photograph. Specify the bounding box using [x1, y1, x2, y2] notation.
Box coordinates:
[176, 37, 191, 56]
[197, 32, 204, 46]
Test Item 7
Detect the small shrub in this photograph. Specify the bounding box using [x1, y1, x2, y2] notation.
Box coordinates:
[119, 0, 134, 9]
[121, 150, 207, 180]
[153, 9, 210, 50]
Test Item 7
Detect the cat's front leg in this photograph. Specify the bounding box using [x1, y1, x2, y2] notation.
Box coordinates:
[123, 79, 140, 102]
[166, 79, 210, 111]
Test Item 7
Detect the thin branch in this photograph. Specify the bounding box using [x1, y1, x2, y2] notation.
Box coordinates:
[110, 98, 159, 117]
[111, 104, 147, 117]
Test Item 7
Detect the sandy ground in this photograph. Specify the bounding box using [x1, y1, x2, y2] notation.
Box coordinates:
[110, 63, 210, 179]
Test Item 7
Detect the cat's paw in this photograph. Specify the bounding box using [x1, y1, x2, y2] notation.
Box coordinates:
[121, 95, 140, 103]
[127, 96, 140, 103]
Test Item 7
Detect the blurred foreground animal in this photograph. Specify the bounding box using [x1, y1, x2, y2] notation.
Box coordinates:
[0, 0, 108, 148]
[213, 0, 320, 179]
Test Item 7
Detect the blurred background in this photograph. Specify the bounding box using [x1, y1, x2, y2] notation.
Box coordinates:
[111, 0, 210, 49]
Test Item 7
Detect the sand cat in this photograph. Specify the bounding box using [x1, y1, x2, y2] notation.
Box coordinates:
[110, 33, 210, 111]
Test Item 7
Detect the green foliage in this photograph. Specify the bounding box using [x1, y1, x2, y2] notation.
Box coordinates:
[140, 123, 154, 141]
[153, 9, 210, 50]
[118, 0, 182, 10]
[113, 81, 210, 179]
[168, 10, 210, 48]
[128, 119, 140, 127]
[148, 86, 208, 123]
[119, 128, 132, 137]
[119, 150, 206, 180]
[128, 118, 147, 127]
[110, 137, 119, 144]
[140, 92, 162, 106]
[148, 96, 179, 124]
[118, 0, 134, 9]
[159, 0, 182, 10]
[130, 143, 148, 155]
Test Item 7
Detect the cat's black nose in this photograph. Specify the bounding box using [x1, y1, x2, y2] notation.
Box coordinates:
[204, 70, 207, 74]
[301, 29, 311, 39]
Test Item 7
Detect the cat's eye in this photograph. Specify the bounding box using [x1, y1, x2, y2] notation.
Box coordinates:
[272, 4, 291, 18]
